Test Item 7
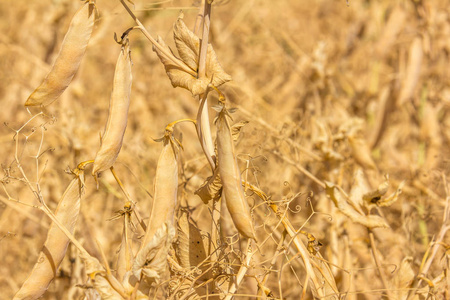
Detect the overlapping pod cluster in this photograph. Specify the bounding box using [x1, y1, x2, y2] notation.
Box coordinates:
[25, 0, 96, 107]
[133, 130, 178, 281]
[14, 169, 85, 300]
[92, 41, 132, 177]
[216, 105, 256, 240]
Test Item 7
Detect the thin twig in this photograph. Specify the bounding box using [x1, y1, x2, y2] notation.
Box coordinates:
[369, 231, 393, 300]
[110, 166, 147, 232]
[119, 0, 196, 76]
[224, 238, 253, 300]
[258, 231, 286, 298]
[237, 104, 321, 161]
[271, 149, 325, 189]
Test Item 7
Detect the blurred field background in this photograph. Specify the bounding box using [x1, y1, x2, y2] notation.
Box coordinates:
[1, 0, 450, 299]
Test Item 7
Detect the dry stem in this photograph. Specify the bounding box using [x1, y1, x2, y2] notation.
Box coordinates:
[369, 231, 393, 300]
[119, 0, 196, 76]
[110, 166, 147, 231]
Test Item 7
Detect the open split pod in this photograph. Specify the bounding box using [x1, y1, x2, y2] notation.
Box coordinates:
[133, 131, 178, 282]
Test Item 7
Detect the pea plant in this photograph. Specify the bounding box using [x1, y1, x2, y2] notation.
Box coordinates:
[5, 1, 414, 299]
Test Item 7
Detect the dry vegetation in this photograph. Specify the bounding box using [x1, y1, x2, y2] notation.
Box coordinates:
[1, 0, 450, 299]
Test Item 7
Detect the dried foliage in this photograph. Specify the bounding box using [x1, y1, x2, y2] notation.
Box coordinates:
[153, 16, 232, 96]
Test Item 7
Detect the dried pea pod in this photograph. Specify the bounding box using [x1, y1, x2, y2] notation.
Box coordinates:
[14, 169, 85, 300]
[25, 0, 96, 106]
[92, 43, 132, 177]
[216, 106, 256, 240]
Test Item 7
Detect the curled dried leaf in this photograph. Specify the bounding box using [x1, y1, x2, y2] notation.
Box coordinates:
[325, 181, 389, 229]
[153, 17, 231, 96]
[362, 175, 404, 208]
[195, 168, 222, 204]
[374, 181, 405, 208]
[231, 120, 249, 141]
[363, 175, 390, 204]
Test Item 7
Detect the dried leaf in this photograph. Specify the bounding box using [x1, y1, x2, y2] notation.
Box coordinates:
[348, 168, 369, 210]
[84, 289, 101, 300]
[227, 107, 238, 114]
[173, 17, 199, 71]
[153, 17, 231, 96]
[325, 181, 389, 229]
[133, 222, 176, 281]
[195, 168, 222, 204]
[121, 272, 149, 299]
[174, 210, 207, 271]
[363, 175, 390, 204]
[231, 120, 249, 141]
[361, 175, 404, 208]
[376, 181, 405, 208]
